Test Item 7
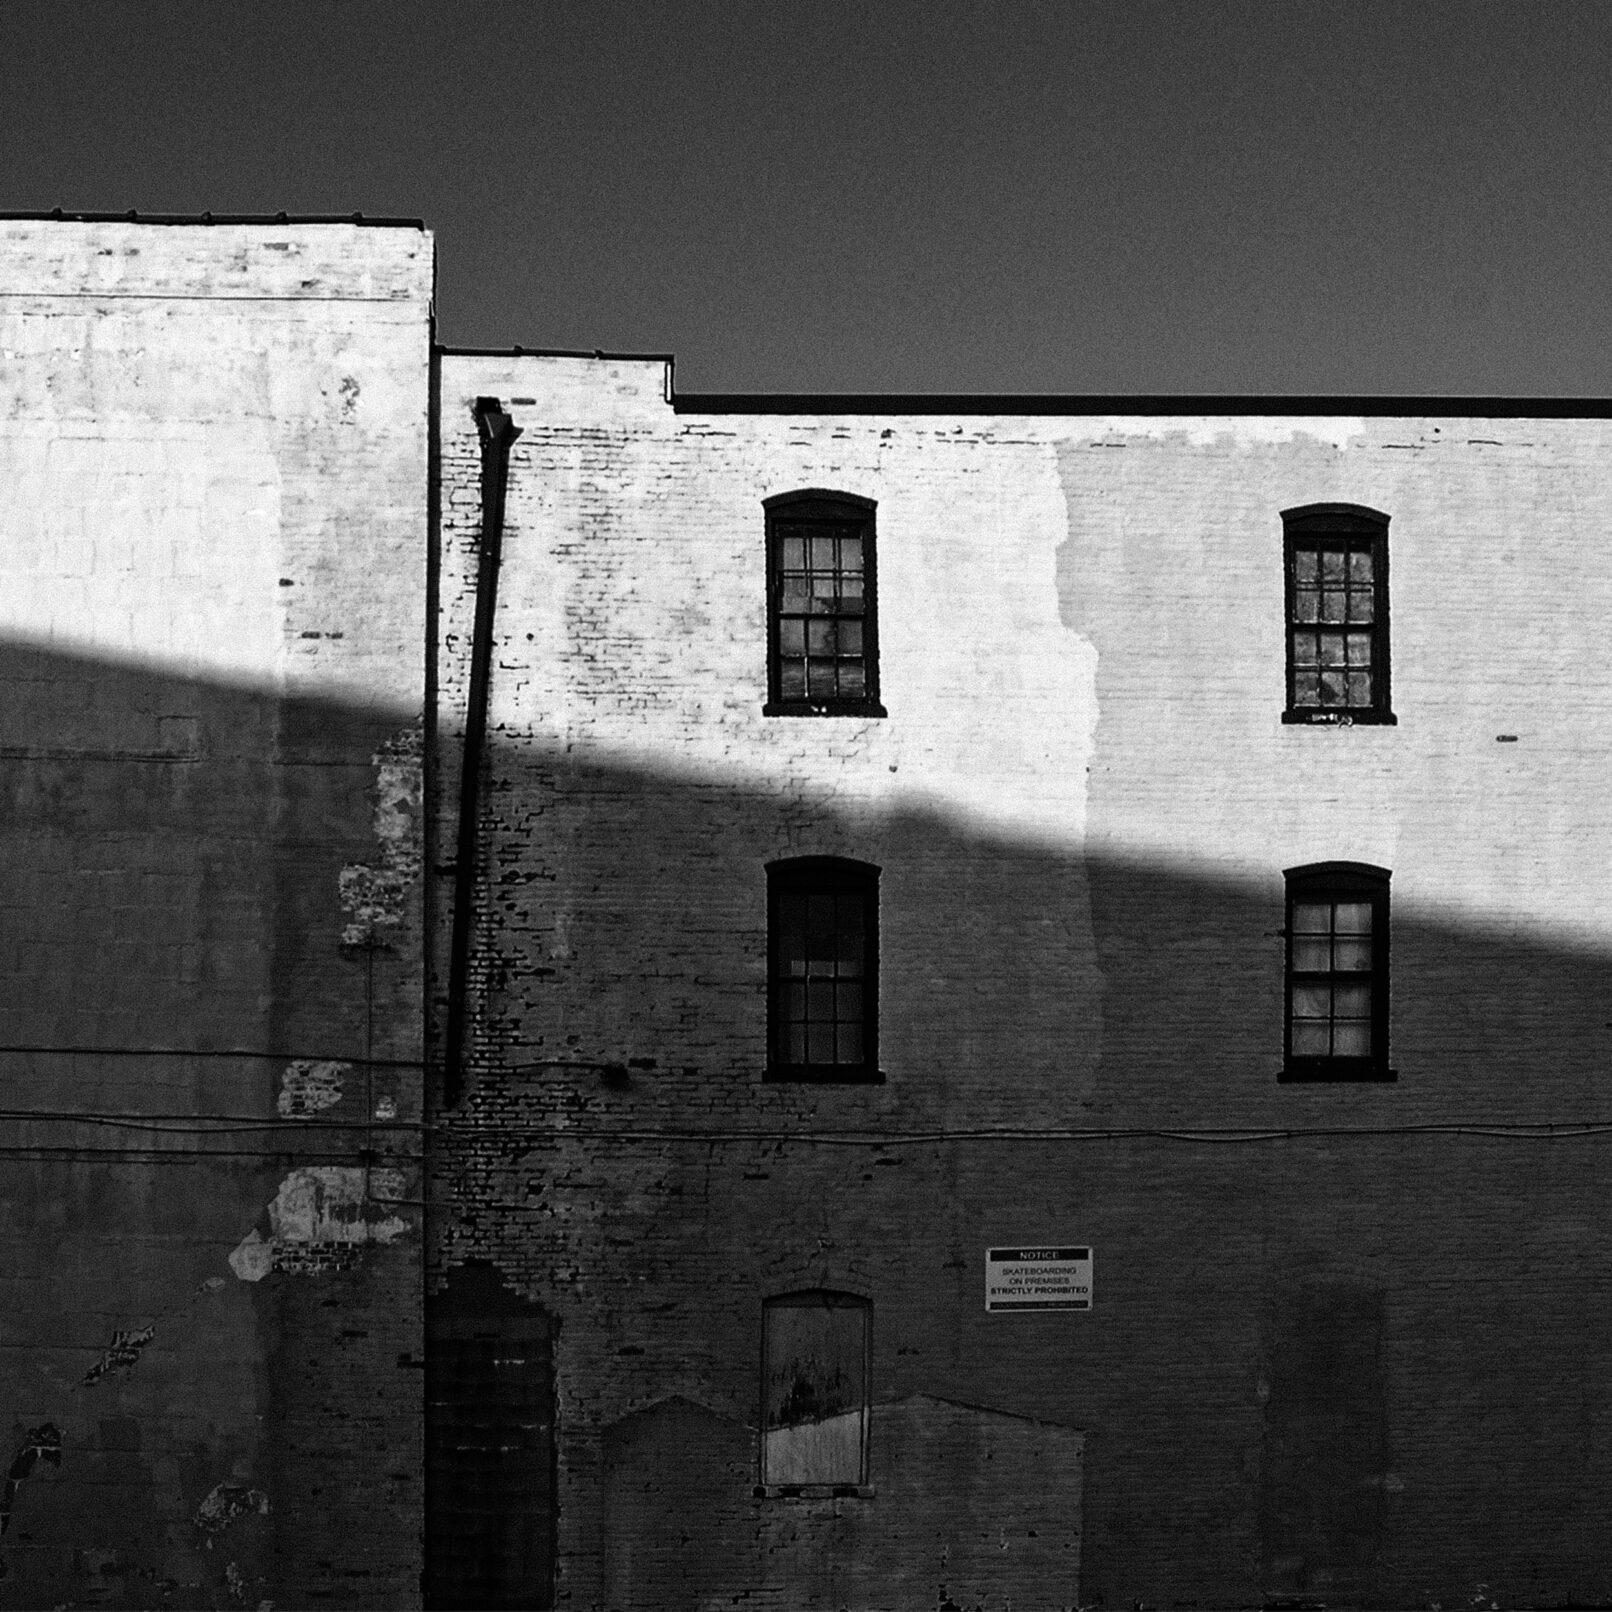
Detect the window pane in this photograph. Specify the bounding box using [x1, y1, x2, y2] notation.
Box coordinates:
[839, 536, 863, 573]
[1319, 670, 1346, 704]
[1319, 633, 1346, 666]
[840, 576, 864, 604]
[1292, 1022, 1329, 1055]
[809, 535, 836, 570]
[780, 659, 806, 698]
[807, 620, 836, 655]
[807, 1022, 836, 1065]
[840, 620, 863, 655]
[1294, 550, 1319, 583]
[1320, 590, 1346, 623]
[1346, 672, 1372, 705]
[1294, 672, 1320, 706]
[782, 578, 809, 612]
[1349, 551, 1373, 583]
[810, 576, 838, 611]
[782, 537, 806, 570]
[1334, 903, 1372, 934]
[1348, 590, 1375, 623]
[1333, 938, 1372, 971]
[1345, 633, 1372, 665]
[1292, 984, 1332, 1019]
[1332, 1021, 1371, 1056]
[807, 658, 837, 696]
[1293, 903, 1331, 933]
[1321, 551, 1345, 582]
[838, 662, 866, 698]
[1293, 633, 1318, 667]
[1334, 983, 1372, 1019]
[834, 906, 863, 971]
[1292, 938, 1330, 971]
[835, 1022, 863, 1064]
[1295, 590, 1319, 624]
[780, 620, 805, 656]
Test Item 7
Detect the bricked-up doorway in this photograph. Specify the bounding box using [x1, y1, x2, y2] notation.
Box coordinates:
[425, 1263, 557, 1610]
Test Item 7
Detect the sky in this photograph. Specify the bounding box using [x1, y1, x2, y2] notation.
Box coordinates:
[5, 0, 1612, 395]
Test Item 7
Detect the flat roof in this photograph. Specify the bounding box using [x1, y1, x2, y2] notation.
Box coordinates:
[0, 210, 426, 228]
[672, 392, 1612, 418]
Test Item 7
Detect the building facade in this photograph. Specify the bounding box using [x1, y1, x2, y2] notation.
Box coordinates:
[0, 217, 431, 1609]
[5, 215, 1612, 1609]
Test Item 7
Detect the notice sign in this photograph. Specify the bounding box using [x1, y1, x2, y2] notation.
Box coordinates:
[986, 1247, 1093, 1312]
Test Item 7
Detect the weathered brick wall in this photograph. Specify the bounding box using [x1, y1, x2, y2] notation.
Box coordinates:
[0, 221, 432, 1608]
[433, 357, 1612, 1607]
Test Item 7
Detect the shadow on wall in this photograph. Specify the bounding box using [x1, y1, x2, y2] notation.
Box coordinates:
[0, 639, 422, 1612]
[438, 736, 1612, 1612]
[4, 637, 1609, 1607]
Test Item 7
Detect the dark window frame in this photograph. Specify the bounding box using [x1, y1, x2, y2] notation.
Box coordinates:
[758, 1289, 872, 1495]
[764, 490, 887, 718]
[765, 856, 881, 1083]
[1281, 504, 1395, 725]
[1282, 861, 1394, 1083]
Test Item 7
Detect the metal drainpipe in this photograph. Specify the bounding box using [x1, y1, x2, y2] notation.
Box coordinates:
[443, 396, 520, 1110]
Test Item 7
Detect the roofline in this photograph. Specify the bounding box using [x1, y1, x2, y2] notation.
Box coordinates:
[437, 345, 676, 362]
[0, 210, 426, 229]
[672, 391, 1612, 417]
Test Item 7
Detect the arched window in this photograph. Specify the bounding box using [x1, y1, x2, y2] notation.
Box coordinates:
[760, 1290, 870, 1490]
[763, 490, 885, 717]
[766, 857, 880, 1082]
[1283, 862, 1393, 1081]
[1282, 504, 1394, 724]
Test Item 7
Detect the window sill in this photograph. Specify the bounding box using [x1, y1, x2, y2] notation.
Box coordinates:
[1282, 709, 1397, 725]
[763, 1066, 886, 1084]
[764, 701, 888, 719]
[1280, 1062, 1397, 1083]
[754, 1484, 875, 1499]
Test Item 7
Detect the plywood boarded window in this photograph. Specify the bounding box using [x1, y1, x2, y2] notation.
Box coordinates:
[761, 1291, 869, 1488]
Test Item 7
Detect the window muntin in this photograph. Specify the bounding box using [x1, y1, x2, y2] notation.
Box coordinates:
[761, 1291, 869, 1489]
[765, 492, 884, 717]
[1283, 863, 1392, 1081]
[1283, 506, 1393, 723]
[766, 858, 879, 1082]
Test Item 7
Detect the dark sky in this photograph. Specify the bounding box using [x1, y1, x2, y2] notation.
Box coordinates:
[7, 1, 1612, 394]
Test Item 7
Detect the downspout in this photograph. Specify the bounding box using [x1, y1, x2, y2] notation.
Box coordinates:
[443, 396, 520, 1110]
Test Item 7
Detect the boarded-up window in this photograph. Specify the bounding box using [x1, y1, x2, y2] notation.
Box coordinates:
[425, 1264, 555, 1610]
[761, 1291, 869, 1487]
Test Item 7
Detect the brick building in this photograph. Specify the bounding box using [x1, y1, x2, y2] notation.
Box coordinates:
[5, 214, 1612, 1609]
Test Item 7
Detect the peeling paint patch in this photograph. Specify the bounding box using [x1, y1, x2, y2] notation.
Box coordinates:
[80, 1324, 155, 1387]
[229, 1167, 410, 1279]
[193, 1483, 268, 1546]
[339, 727, 421, 946]
[276, 1059, 347, 1117]
[228, 1230, 274, 1282]
[1, 1423, 61, 1534]
[1087, 413, 1368, 450]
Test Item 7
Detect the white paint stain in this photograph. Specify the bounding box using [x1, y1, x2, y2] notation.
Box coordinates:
[275, 1060, 347, 1117]
[1087, 414, 1368, 450]
[227, 1167, 410, 1280]
[268, 1166, 406, 1246]
[228, 1230, 273, 1283]
[339, 728, 421, 945]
